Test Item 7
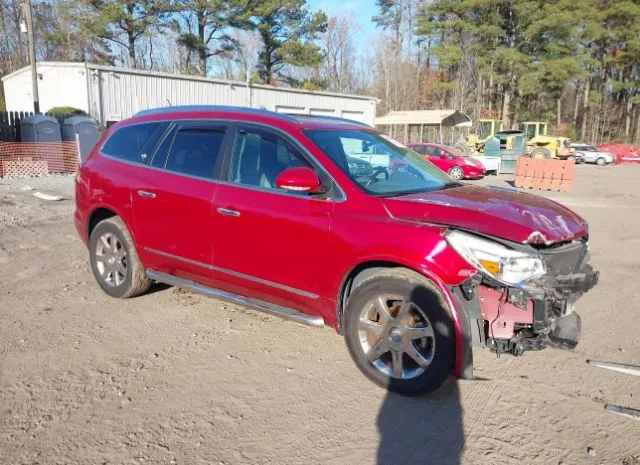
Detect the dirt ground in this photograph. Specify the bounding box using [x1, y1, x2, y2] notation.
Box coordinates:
[1, 165, 639, 465]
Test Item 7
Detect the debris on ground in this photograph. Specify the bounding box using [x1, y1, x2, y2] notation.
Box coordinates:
[605, 405, 640, 421]
[587, 359, 640, 377]
[588, 360, 640, 422]
[32, 191, 65, 201]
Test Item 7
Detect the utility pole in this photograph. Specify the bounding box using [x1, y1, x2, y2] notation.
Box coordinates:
[23, 0, 40, 113]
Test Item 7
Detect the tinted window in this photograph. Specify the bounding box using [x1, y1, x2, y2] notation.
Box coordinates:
[150, 125, 177, 168]
[102, 122, 167, 164]
[228, 127, 312, 190]
[165, 125, 226, 179]
[425, 146, 439, 156]
[412, 145, 428, 155]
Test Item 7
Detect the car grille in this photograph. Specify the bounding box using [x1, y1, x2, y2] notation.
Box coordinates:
[539, 240, 589, 276]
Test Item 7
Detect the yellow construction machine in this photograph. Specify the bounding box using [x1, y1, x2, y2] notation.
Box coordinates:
[519, 121, 575, 160]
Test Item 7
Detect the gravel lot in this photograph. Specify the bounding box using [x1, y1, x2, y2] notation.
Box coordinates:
[1, 165, 639, 465]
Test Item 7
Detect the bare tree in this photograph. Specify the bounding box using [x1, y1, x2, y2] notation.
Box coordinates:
[318, 14, 358, 94]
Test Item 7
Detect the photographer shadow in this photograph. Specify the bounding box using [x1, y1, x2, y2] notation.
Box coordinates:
[376, 381, 464, 465]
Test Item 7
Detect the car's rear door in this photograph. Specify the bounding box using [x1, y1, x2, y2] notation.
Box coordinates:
[131, 120, 232, 285]
[210, 124, 334, 315]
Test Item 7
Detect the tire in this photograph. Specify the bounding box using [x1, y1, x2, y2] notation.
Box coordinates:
[567, 155, 575, 161]
[530, 147, 552, 159]
[344, 268, 455, 397]
[89, 216, 151, 298]
[596, 157, 606, 166]
[448, 166, 464, 181]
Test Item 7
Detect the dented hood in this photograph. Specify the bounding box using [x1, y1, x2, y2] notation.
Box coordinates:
[382, 185, 589, 245]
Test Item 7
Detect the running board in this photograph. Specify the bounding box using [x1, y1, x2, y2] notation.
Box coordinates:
[146, 270, 325, 328]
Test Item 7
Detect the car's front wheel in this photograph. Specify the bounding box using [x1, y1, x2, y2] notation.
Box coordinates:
[89, 217, 151, 298]
[596, 157, 606, 166]
[344, 269, 455, 396]
[448, 166, 464, 181]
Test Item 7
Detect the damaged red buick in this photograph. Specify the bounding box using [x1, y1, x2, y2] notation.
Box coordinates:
[74, 106, 599, 396]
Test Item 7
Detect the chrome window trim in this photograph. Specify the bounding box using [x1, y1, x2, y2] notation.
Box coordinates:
[145, 247, 319, 300]
[97, 116, 347, 202]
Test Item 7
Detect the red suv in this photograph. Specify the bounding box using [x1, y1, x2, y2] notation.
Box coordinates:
[75, 106, 599, 396]
[407, 143, 486, 180]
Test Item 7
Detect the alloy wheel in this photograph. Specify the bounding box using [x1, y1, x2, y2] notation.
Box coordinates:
[357, 294, 436, 380]
[95, 232, 127, 287]
[449, 167, 463, 180]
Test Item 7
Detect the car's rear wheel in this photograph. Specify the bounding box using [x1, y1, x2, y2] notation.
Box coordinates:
[89, 217, 151, 298]
[344, 269, 455, 396]
[596, 157, 606, 166]
[448, 166, 464, 181]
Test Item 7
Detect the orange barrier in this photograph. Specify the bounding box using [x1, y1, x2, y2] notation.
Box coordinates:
[0, 142, 79, 178]
[514, 158, 575, 192]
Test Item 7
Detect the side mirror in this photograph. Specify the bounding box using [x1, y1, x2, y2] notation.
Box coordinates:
[440, 152, 447, 159]
[275, 167, 322, 194]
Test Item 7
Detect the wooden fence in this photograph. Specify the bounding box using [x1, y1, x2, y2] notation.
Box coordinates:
[0, 111, 34, 142]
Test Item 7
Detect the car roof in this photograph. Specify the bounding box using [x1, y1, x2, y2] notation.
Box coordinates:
[126, 105, 373, 131]
[408, 142, 444, 148]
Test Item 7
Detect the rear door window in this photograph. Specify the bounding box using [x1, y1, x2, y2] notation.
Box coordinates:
[163, 123, 228, 179]
[101, 122, 168, 164]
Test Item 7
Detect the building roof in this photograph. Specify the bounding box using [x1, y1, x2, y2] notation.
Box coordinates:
[374, 110, 472, 127]
[1, 62, 379, 102]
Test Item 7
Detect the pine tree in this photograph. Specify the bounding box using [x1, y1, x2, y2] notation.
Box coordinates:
[249, 0, 327, 84]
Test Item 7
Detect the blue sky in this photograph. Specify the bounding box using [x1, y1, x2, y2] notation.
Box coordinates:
[307, 0, 379, 49]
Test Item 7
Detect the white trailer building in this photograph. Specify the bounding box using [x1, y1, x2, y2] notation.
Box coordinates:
[2, 62, 378, 126]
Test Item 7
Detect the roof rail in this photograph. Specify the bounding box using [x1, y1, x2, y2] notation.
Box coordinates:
[133, 105, 299, 122]
[285, 113, 371, 127]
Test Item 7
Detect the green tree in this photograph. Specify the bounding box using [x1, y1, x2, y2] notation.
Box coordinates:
[40, 0, 112, 64]
[172, 0, 251, 76]
[249, 0, 327, 84]
[84, 0, 175, 68]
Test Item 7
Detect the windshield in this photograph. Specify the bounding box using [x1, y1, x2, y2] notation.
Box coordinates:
[303, 129, 457, 196]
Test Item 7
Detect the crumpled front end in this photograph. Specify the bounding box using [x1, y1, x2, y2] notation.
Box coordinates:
[452, 236, 599, 357]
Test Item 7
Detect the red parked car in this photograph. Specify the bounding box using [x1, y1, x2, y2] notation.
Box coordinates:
[407, 143, 486, 180]
[75, 106, 599, 396]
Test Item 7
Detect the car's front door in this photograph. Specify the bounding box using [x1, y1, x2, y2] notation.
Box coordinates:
[426, 146, 448, 171]
[131, 120, 231, 285]
[211, 124, 334, 316]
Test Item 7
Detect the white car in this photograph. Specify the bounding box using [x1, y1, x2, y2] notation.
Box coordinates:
[570, 143, 615, 165]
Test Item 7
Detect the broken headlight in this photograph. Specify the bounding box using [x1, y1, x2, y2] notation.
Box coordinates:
[445, 230, 546, 286]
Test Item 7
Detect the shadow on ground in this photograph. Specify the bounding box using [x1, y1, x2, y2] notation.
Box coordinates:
[376, 381, 464, 465]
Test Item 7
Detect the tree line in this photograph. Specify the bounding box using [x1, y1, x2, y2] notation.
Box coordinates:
[1, 0, 638, 145]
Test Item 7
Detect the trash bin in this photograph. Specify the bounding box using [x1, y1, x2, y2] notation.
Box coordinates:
[62, 116, 99, 162]
[20, 115, 61, 142]
[484, 131, 525, 174]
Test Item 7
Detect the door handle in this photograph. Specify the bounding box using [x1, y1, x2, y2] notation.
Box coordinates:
[216, 207, 240, 217]
[137, 190, 156, 199]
